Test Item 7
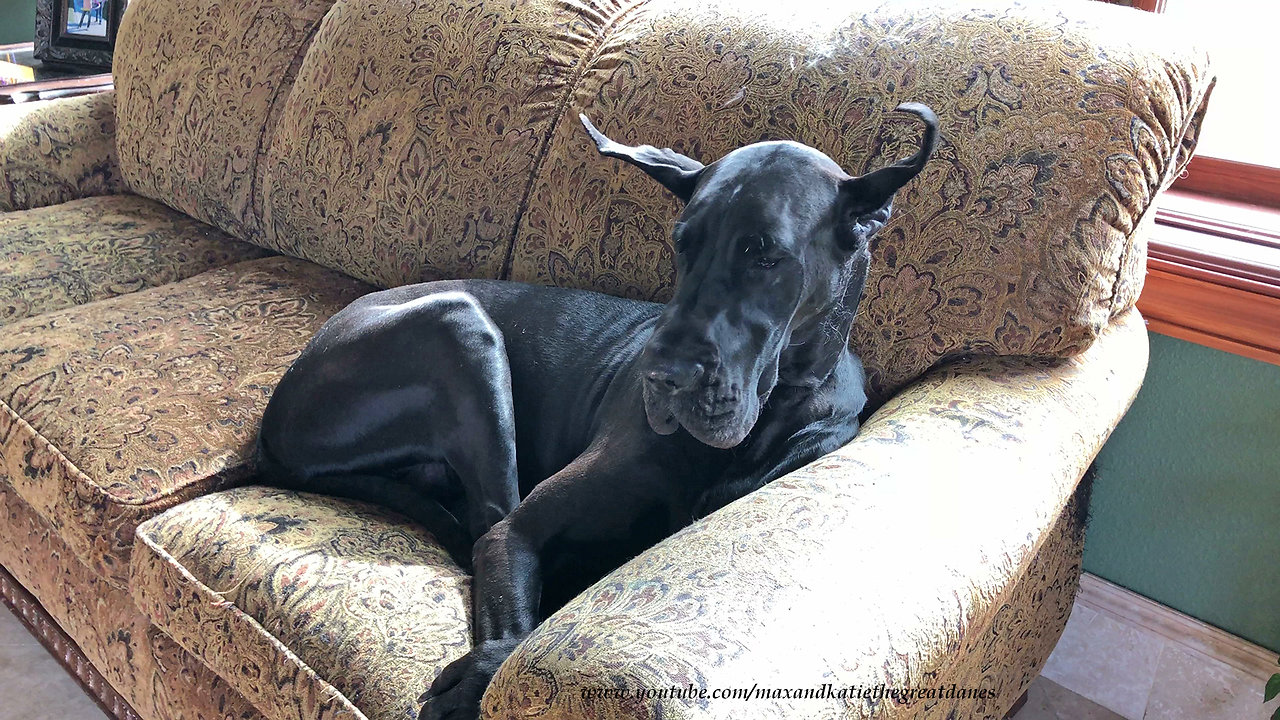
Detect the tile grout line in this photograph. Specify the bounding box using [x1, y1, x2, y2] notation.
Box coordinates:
[1133, 634, 1166, 720]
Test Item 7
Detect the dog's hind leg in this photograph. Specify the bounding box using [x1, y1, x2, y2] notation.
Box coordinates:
[281, 472, 473, 569]
[426, 296, 522, 549]
[254, 289, 521, 566]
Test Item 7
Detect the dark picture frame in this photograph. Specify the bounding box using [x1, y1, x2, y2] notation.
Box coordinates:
[33, 0, 126, 69]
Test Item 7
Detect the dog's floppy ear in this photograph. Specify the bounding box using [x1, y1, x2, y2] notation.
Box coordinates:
[837, 102, 940, 251]
[580, 114, 705, 202]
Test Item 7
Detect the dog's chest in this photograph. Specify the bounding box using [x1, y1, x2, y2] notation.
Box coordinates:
[536, 500, 680, 615]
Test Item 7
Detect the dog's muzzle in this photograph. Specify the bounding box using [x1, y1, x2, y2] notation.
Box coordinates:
[641, 359, 698, 436]
[641, 361, 757, 449]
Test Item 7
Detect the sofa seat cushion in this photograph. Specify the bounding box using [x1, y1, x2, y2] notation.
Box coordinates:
[0, 194, 274, 326]
[0, 256, 369, 587]
[132, 486, 471, 720]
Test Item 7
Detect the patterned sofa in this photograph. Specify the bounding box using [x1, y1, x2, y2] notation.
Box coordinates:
[0, 0, 1211, 718]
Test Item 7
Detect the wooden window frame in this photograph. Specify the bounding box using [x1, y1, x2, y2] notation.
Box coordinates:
[1124, 0, 1280, 366]
[1170, 157, 1280, 209]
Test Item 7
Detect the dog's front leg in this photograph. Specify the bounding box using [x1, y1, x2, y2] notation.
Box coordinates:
[414, 515, 536, 720]
[419, 440, 662, 720]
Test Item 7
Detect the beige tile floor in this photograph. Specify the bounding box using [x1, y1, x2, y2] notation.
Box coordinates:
[1, 596, 1276, 720]
[0, 605, 105, 720]
[1014, 602, 1280, 720]
[1012, 675, 1129, 720]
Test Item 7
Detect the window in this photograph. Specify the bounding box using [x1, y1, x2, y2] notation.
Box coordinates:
[1113, 0, 1280, 364]
[1162, 0, 1280, 170]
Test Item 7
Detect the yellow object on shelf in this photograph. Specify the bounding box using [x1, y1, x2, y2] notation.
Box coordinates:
[0, 59, 36, 86]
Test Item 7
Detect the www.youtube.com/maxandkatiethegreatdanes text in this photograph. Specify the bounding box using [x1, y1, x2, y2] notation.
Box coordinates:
[579, 683, 996, 703]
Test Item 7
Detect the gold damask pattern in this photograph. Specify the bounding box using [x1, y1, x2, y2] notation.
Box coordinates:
[112, 0, 340, 239]
[506, 0, 1212, 398]
[0, 194, 272, 326]
[132, 312, 1145, 720]
[259, 0, 612, 287]
[0, 256, 369, 586]
[0, 92, 123, 212]
[484, 310, 1147, 719]
[0, 0, 1203, 717]
[134, 487, 470, 720]
[918, 491, 1084, 719]
[0, 485, 261, 720]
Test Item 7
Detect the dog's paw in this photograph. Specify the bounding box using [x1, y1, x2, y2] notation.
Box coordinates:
[417, 638, 521, 720]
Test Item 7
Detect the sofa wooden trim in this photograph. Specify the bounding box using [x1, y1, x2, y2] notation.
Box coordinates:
[0, 565, 141, 720]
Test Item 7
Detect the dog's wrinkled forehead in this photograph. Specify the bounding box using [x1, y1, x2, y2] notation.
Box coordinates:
[701, 141, 845, 191]
[683, 141, 845, 235]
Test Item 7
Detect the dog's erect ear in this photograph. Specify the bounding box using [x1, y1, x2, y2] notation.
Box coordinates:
[580, 114, 705, 202]
[837, 102, 940, 251]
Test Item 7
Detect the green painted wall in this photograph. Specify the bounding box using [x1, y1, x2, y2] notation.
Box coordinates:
[1084, 333, 1280, 652]
[0, 0, 38, 44]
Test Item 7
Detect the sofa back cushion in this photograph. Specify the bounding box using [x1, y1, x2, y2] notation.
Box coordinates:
[112, 0, 338, 240]
[256, 0, 615, 288]
[504, 0, 1211, 397]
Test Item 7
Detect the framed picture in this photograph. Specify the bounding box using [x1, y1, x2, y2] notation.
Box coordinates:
[33, 0, 127, 69]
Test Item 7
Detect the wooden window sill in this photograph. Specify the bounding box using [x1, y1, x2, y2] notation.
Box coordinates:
[1137, 190, 1280, 365]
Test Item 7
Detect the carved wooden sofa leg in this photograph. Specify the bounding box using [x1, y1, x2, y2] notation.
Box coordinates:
[0, 565, 141, 720]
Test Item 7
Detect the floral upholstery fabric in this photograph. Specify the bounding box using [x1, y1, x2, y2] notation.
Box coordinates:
[505, 0, 1212, 398]
[130, 311, 1145, 720]
[0, 194, 272, 327]
[0, 92, 123, 212]
[112, 0, 339, 240]
[258, 0, 610, 288]
[130, 484, 1082, 720]
[133, 487, 472, 720]
[926, 498, 1084, 720]
[0, 483, 261, 720]
[0, 256, 369, 587]
[485, 309, 1148, 719]
[0, 0, 1195, 717]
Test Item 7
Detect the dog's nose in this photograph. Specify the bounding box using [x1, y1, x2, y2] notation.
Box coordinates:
[645, 360, 704, 393]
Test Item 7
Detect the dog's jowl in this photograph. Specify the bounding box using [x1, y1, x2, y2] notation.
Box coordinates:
[254, 103, 939, 720]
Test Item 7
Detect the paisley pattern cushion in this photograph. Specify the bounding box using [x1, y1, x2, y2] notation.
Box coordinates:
[0, 256, 370, 587]
[130, 311, 1144, 720]
[505, 0, 1211, 398]
[484, 309, 1147, 719]
[0, 194, 273, 327]
[259, 0, 609, 288]
[0, 0, 1192, 717]
[133, 487, 470, 720]
[113, 0, 339, 239]
[0, 92, 123, 212]
[0, 484, 261, 720]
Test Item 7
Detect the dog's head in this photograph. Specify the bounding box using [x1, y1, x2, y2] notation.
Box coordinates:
[581, 104, 938, 448]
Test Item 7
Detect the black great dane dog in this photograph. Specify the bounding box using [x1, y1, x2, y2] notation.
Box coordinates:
[254, 103, 939, 720]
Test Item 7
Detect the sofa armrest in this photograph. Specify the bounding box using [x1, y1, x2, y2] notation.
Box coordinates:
[0, 91, 123, 212]
[483, 309, 1149, 719]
